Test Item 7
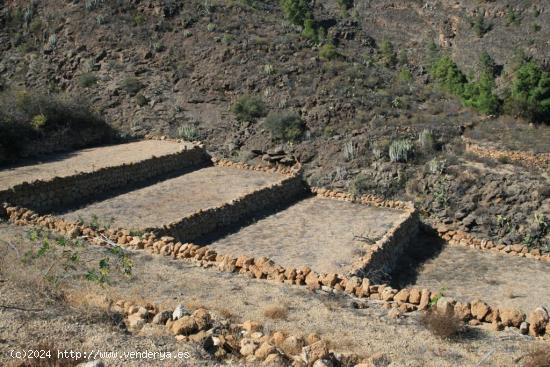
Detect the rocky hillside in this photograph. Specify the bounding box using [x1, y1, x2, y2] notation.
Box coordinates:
[1, 0, 549, 251]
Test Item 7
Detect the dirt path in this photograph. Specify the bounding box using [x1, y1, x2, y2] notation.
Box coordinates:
[61, 166, 284, 230]
[208, 197, 411, 274]
[0, 140, 188, 190]
[409, 245, 550, 311]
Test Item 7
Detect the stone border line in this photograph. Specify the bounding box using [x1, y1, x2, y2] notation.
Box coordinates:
[463, 137, 550, 168]
[5, 205, 548, 339]
[0, 145, 209, 212]
[311, 187, 418, 282]
[435, 223, 550, 262]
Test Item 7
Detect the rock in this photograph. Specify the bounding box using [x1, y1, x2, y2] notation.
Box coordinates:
[418, 289, 431, 310]
[528, 307, 549, 336]
[282, 335, 305, 355]
[471, 300, 490, 321]
[454, 302, 472, 321]
[240, 338, 258, 356]
[436, 297, 455, 316]
[170, 316, 198, 335]
[271, 331, 286, 346]
[172, 304, 190, 320]
[520, 322, 529, 335]
[152, 310, 172, 325]
[242, 320, 262, 332]
[408, 288, 421, 304]
[499, 308, 525, 328]
[313, 359, 334, 367]
[127, 313, 146, 329]
[393, 289, 410, 304]
[263, 353, 287, 367]
[380, 287, 397, 302]
[302, 340, 329, 366]
[192, 308, 211, 330]
[255, 342, 277, 360]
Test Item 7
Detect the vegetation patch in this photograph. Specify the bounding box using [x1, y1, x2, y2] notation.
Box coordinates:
[264, 112, 305, 142]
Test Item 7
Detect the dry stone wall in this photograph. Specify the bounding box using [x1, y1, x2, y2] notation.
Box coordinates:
[464, 137, 550, 168]
[0, 146, 209, 212]
[311, 187, 418, 282]
[148, 157, 307, 242]
[4, 205, 549, 339]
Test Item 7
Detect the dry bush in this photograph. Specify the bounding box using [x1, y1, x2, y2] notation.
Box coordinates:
[263, 304, 289, 320]
[522, 345, 550, 367]
[421, 311, 464, 339]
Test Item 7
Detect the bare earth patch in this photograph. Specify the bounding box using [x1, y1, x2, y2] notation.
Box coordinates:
[207, 197, 407, 274]
[60, 166, 284, 230]
[410, 245, 550, 311]
[0, 140, 189, 190]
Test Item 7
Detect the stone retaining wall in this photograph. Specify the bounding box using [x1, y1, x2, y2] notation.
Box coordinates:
[464, 137, 550, 168]
[436, 223, 550, 262]
[151, 174, 309, 243]
[0, 145, 209, 213]
[4, 205, 549, 339]
[311, 187, 418, 282]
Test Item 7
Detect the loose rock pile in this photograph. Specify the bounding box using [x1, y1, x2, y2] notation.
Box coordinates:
[113, 299, 369, 367]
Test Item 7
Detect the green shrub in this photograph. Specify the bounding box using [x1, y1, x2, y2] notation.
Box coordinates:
[319, 43, 339, 61]
[418, 129, 435, 151]
[389, 139, 414, 162]
[471, 13, 492, 37]
[264, 112, 305, 142]
[0, 90, 113, 163]
[120, 77, 144, 96]
[231, 95, 267, 123]
[462, 74, 500, 114]
[430, 56, 467, 95]
[177, 124, 200, 141]
[78, 72, 98, 88]
[280, 0, 312, 27]
[337, 0, 353, 10]
[397, 67, 413, 83]
[508, 61, 550, 123]
[379, 39, 397, 67]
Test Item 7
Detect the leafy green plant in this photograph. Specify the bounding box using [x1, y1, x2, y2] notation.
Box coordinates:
[343, 140, 357, 161]
[428, 287, 447, 307]
[379, 39, 397, 67]
[79, 73, 98, 88]
[177, 124, 200, 141]
[280, 0, 312, 27]
[319, 43, 339, 61]
[430, 56, 467, 96]
[471, 13, 492, 37]
[349, 173, 370, 198]
[264, 112, 305, 142]
[231, 95, 267, 123]
[389, 139, 413, 163]
[507, 61, 550, 123]
[418, 129, 435, 151]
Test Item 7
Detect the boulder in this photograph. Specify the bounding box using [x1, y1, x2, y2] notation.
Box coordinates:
[436, 297, 455, 316]
[528, 307, 549, 336]
[172, 304, 190, 320]
[393, 289, 410, 304]
[127, 313, 146, 329]
[408, 288, 421, 304]
[418, 289, 431, 310]
[152, 310, 172, 325]
[242, 320, 262, 332]
[263, 353, 287, 367]
[302, 341, 329, 366]
[454, 302, 472, 321]
[170, 316, 198, 335]
[255, 342, 277, 360]
[240, 338, 258, 357]
[471, 300, 490, 321]
[499, 308, 525, 328]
